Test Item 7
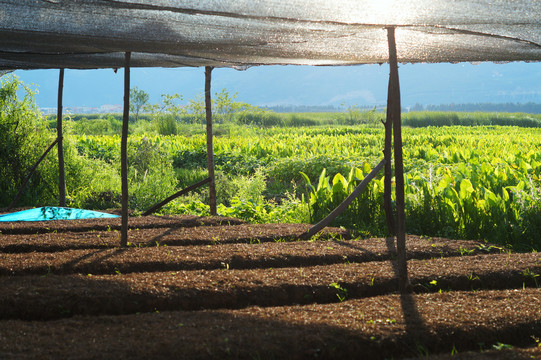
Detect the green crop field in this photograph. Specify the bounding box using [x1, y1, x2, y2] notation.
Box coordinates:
[2, 74, 540, 251]
[72, 125, 541, 251]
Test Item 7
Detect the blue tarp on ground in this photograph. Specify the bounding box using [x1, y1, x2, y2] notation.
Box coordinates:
[0, 207, 119, 222]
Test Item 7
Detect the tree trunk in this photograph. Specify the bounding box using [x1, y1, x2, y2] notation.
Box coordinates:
[120, 52, 131, 247]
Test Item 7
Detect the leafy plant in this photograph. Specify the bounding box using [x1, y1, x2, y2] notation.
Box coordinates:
[522, 268, 539, 287]
[329, 282, 348, 302]
[129, 87, 150, 123]
[0, 75, 55, 207]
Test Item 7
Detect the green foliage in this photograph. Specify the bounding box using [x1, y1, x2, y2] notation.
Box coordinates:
[329, 282, 348, 302]
[127, 137, 178, 211]
[403, 111, 541, 128]
[160, 93, 185, 121]
[235, 110, 284, 127]
[217, 195, 309, 224]
[284, 114, 318, 127]
[302, 165, 386, 235]
[129, 87, 150, 122]
[270, 156, 356, 184]
[72, 125, 541, 251]
[163, 200, 210, 216]
[0, 75, 54, 206]
[63, 141, 121, 210]
[0, 76, 127, 209]
[339, 105, 380, 126]
[186, 93, 205, 124]
[155, 114, 178, 135]
[301, 146, 540, 249]
[70, 115, 122, 135]
[175, 168, 209, 190]
[70, 134, 179, 211]
[214, 89, 241, 123]
[10, 84, 540, 252]
[215, 168, 267, 206]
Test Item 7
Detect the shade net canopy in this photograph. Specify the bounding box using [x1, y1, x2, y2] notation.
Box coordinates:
[0, 0, 539, 69]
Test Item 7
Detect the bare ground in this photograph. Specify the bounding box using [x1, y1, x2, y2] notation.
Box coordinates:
[0, 214, 539, 359]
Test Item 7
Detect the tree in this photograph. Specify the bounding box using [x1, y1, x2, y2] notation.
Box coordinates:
[129, 87, 149, 123]
[0, 75, 53, 206]
[187, 93, 206, 125]
[214, 88, 238, 123]
[160, 93, 185, 121]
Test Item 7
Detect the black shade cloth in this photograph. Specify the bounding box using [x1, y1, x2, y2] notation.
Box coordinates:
[0, 0, 539, 69]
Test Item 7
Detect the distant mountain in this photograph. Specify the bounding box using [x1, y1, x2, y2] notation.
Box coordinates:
[13, 62, 541, 109]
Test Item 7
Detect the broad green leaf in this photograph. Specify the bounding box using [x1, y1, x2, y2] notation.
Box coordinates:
[316, 168, 328, 192]
[437, 174, 453, 193]
[519, 160, 532, 171]
[363, 162, 372, 174]
[332, 173, 347, 191]
[459, 179, 474, 200]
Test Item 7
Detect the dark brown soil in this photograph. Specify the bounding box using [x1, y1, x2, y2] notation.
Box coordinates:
[0, 215, 540, 359]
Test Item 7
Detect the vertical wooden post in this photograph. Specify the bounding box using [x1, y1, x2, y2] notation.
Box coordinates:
[387, 27, 410, 293]
[205, 66, 217, 216]
[57, 68, 66, 207]
[383, 93, 394, 236]
[120, 52, 131, 247]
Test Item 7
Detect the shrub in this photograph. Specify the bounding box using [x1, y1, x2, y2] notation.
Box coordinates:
[127, 137, 178, 211]
[70, 115, 122, 135]
[64, 143, 122, 210]
[215, 168, 267, 206]
[284, 114, 317, 127]
[155, 114, 178, 135]
[0, 75, 55, 207]
[235, 110, 284, 127]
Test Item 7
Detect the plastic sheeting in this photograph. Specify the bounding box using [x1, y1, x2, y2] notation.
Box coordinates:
[0, 0, 539, 69]
[0, 207, 120, 222]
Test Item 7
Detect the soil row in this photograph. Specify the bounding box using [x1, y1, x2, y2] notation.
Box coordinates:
[0, 289, 539, 360]
[0, 214, 245, 235]
[1, 236, 490, 275]
[0, 222, 351, 253]
[1, 216, 539, 359]
[1, 252, 539, 320]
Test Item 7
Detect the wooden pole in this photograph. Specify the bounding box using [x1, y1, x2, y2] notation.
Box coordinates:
[143, 177, 211, 216]
[57, 68, 66, 207]
[120, 52, 131, 247]
[205, 66, 217, 216]
[302, 159, 386, 239]
[383, 96, 394, 236]
[387, 27, 410, 293]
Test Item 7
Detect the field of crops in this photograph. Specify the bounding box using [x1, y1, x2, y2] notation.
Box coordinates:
[72, 125, 541, 251]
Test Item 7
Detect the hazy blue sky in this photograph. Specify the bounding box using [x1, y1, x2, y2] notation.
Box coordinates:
[13, 61, 541, 109]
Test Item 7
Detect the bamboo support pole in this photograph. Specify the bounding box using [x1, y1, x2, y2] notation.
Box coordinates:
[143, 177, 211, 216]
[302, 158, 386, 239]
[120, 52, 131, 247]
[57, 68, 66, 207]
[205, 66, 217, 216]
[387, 27, 410, 294]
